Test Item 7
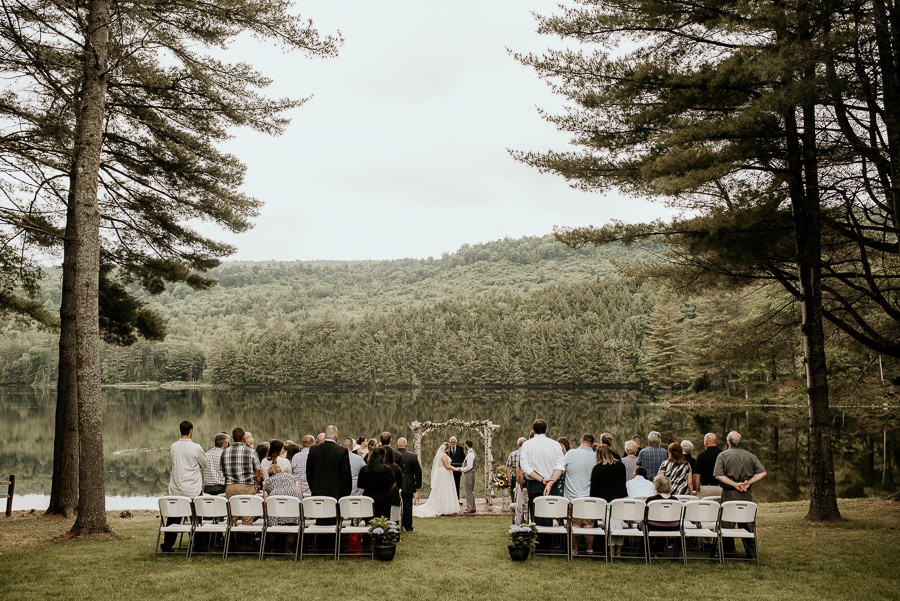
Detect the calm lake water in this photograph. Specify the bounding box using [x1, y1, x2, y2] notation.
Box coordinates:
[1, 387, 897, 510]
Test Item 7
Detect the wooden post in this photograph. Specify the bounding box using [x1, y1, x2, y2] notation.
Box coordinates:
[1, 475, 14, 517]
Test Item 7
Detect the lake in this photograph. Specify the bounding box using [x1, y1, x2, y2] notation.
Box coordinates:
[1, 387, 896, 510]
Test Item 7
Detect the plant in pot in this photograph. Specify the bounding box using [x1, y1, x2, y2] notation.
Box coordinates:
[369, 516, 401, 561]
[508, 522, 537, 561]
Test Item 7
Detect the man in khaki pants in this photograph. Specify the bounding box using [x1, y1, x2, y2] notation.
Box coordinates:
[221, 426, 261, 524]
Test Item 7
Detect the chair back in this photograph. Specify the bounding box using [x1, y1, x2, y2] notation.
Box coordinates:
[158, 496, 193, 520]
[646, 499, 683, 522]
[571, 497, 607, 521]
[720, 500, 757, 525]
[609, 498, 646, 522]
[193, 495, 229, 519]
[679, 495, 700, 502]
[229, 494, 265, 519]
[533, 495, 569, 520]
[682, 500, 720, 524]
[265, 495, 302, 520]
[303, 496, 338, 520]
[339, 496, 374, 520]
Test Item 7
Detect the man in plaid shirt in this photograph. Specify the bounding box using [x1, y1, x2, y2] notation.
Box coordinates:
[202, 432, 230, 495]
[220, 426, 261, 524]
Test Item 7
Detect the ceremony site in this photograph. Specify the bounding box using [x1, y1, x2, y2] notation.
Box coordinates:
[1, 0, 900, 600]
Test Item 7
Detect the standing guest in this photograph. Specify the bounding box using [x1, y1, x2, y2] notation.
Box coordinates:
[506, 437, 527, 524]
[636, 431, 667, 479]
[555, 437, 571, 496]
[519, 419, 565, 527]
[590, 444, 628, 557]
[307, 425, 351, 500]
[380, 431, 405, 472]
[600, 433, 621, 460]
[626, 466, 657, 498]
[681, 439, 697, 474]
[460, 440, 477, 514]
[356, 436, 369, 458]
[202, 432, 229, 496]
[357, 447, 396, 519]
[221, 427, 261, 524]
[383, 446, 404, 522]
[658, 442, 694, 496]
[631, 434, 642, 451]
[255, 442, 270, 465]
[161, 420, 207, 553]
[343, 437, 367, 496]
[693, 433, 723, 498]
[622, 440, 639, 481]
[284, 441, 301, 463]
[260, 439, 292, 483]
[557, 437, 571, 454]
[291, 435, 315, 497]
[316, 432, 326, 444]
[447, 436, 466, 497]
[396, 437, 422, 532]
[714, 431, 766, 558]
[563, 434, 597, 555]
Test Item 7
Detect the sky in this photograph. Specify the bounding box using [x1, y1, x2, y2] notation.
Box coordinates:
[212, 0, 675, 261]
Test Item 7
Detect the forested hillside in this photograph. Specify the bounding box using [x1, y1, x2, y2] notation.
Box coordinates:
[0, 235, 889, 390]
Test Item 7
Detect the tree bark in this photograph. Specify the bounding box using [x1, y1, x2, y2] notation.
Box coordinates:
[46, 192, 79, 518]
[68, 0, 111, 537]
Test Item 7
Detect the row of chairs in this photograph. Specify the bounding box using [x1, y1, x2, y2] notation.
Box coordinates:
[156, 494, 376, 560]
[532, 495, 758, 565]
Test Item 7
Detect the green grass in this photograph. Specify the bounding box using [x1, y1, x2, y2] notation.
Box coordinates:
[0, 499, 898, 601]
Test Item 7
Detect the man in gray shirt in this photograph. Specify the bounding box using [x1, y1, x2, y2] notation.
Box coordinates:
[714, 431, 766, 557]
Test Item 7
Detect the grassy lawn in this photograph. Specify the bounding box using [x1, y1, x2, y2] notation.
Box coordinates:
[0, 498, 898, 601]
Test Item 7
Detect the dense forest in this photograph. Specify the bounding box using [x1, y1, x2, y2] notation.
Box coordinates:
[0, 236, 893, 392]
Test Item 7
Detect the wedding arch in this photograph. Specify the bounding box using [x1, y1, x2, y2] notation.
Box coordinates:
[409, 418, 501, 510]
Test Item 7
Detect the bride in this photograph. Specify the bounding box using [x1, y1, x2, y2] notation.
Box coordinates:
[413, 442, 460, 518]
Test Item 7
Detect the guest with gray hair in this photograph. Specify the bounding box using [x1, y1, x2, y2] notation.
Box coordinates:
[622, 440, 639, 481]
[681, 439, 697, 474]
[636, 431, 667, 479]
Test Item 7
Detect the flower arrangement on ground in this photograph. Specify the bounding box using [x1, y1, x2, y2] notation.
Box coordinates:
[491, 470, 508, 491]
[369, 516, 401, 546]
[508, 523, 538, 549]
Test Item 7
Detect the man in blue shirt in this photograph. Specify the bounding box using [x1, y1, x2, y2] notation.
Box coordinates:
[636, 431, 667, 479]
[562, 434, 597, 554]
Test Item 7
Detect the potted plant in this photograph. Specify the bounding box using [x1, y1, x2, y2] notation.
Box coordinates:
[369, 516, 400, 561]
[508, 522, 537, 561]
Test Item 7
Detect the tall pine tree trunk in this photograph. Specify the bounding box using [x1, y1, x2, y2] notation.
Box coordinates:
[68, 0, 111, 536]
[46, 192, 79, 518]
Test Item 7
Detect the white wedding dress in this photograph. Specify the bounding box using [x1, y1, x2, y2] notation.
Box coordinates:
[413, 443, 460, 518]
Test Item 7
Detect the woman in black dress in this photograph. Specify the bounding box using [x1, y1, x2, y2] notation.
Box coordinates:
[590, 444, 627, 557]
[357, 447, 396, 519]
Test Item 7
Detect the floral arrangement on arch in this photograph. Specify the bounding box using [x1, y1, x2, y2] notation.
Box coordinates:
[508, 523, 538, 549]
[369, 516, 401, 545]
[491, 469, 508, 491]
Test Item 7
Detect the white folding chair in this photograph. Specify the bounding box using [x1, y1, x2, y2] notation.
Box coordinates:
[532, 495, 570, 560]
[570, 497, 607, 560]
[190, 495, 230, 558]
[301, 496, 340, 560]
[156, 496, 194, 558]
[681, 499, 720, 564]
[679, 495, 700, 502]
[718, 500, 759, 566]
[607, 498, 646, 562]
[338, 496, 375, 559]
[645, 499, 685, 563]
[226, 494, 266, 559]
[261, 495, 303, 560]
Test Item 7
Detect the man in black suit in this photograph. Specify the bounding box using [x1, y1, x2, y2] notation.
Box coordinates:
[380, 431, 405, 472]
[396, 437, 422, 532]
[306, 424, 351, 524]
[447, 436, 466, 497]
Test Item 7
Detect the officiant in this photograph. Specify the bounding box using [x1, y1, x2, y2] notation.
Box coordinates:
[447, 436, 466, 497]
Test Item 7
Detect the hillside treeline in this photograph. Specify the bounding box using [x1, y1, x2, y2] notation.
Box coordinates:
[0, 235, 891, 391]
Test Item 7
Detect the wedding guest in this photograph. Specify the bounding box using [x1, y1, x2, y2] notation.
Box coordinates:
[626, 466, 656, 498]
[622, 439, 639, 482]
[261, 463, 303, 525]
[161, 420, 207, 553]
[681, 439, 697, 474]
[383, 446, 404, 521]
[694, 433, 723, 498]
[563, 434, 597, 555]
[381, 431, 405, 472]
[600, 433, 621, 460]
[519, 419, 565, 527]
[316, 433, 326, 444]
[343, 437, 366, 495]
[260, 439, 291, 483]
[221, 427, 261, 524]
[356, 436, 369, 458]
[202, 432, 229, 496]
[306, 425, 351, 503]
[658, 442, 693, 496]
[590, 444, 628, 557]
[631, 434, 642, 451]
[284, 441, 301, 463]
[291, 435, 315, 497]
[357, 447, 396, 519]
[396, 437, 422, 532]
[636, 431, 667, 478]
[643, 475, 682, 555]
[255, 442, 269, 464]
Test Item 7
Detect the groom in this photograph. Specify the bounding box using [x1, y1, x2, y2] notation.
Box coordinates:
[447, 436, 466, 497]
[460, 440, 476, 513]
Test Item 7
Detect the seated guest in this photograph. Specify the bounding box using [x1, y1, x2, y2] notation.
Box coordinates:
[357, 447, 396, 519]
[642, 475, 681, 554]
[203, 432, 230, 496]
[260, 439, 292, 482]
[622, 440, 639, 481]
[626, 466, 656, 498]
[262, 463, 303, 525]
[658, 442, 693, 495]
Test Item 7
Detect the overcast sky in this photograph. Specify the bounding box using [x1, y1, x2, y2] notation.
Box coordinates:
[213, 0, 674, 261]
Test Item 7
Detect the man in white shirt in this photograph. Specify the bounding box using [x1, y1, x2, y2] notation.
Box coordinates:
[343, 437, 366, 496]
[291, 435, 315, 497]
[460, 441, 477, 513]
[162, 420, 207, 553]
[519, 419, 565, 526]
